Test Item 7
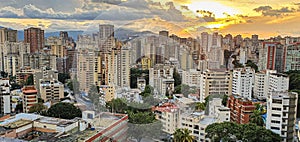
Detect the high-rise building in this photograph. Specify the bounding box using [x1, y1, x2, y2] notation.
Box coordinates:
[258, 42, 286, 72]
[99, 24, 115, 52]
[39, 78, 64, 103]
[0, 28, 17, 43]
[22, 86, 38, 113]
[0, 79, 11, 115]
[23, 53, 57, 70]
[285, 42, 300, 72]
[76, 49, 102, 92]
[0, 42, 30, 76]
[266, 91, 298, 142]
[232, 67, 255, 100]
[199, 69, 232, 102]
[24, 27, 45, 53]
[253, 70, 289, 100]
[116, 47, 130, 88]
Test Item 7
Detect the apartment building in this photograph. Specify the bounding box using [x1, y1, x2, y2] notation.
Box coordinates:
[232, 67, 255, 100]
[285, 42, 300, 71]
[0, 28, 17, 43]
[24, 27, 45, 53]
[266, 91, 298, 142]
[149, 64, 175, 96]
[180, 98, 230, 142]
[152, 102, 179, 134]
[39, 78, 64, 103]
[22, 86, 38, 113]
[258, 42, 286, 72]
[227, 95, 256, 124]
[182, 69, 201, 87]
[0, 42, 30, 76]
[253, 70, 289, 100]
[0, 79, 11, 115]
[116, 47, 130, 88]
[199, 69, 232, 102]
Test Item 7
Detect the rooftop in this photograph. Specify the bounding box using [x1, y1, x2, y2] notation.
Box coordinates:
[35, 117, 76, 127]
[3, 119, 32, 129]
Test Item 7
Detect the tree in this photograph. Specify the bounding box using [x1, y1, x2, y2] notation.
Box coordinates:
[173, 128, 194, 142]
[246, 60, 258, 72]
[222, 95, 228, 106]
[174, 84, 190, 97]
[29, 103, 47, 114]
[67, 78, 80, 95]
[140, 85, 153, 97]
[0, 71, 8, 78]
[250, 110, 264, 126]
[195, 102, 205, 111]
[58, 73, 70, 84]
[205, 122, 280, 142]
[127, 111, 162, 142]
[106, 98, 127, 113]
[88, 85, 99, 104]
[25, 74, 34, 85]
[46, 102, 82, 119]
[173, 68, 181, 87]
[130, 68, 149, 88]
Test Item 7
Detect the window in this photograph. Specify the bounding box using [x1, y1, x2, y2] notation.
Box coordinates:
[270, 127, 280, 130]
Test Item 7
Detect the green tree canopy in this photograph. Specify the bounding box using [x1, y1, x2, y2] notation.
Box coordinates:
[173, 128, 194, 142]
[173, 68, 181, 87]
[106, 98, 128, 113]
[58, 73, 70, 84]
[46, 102, 82, 119]
[25, 74, 34, 85]
[205, 122, 281, 142]
[246, 60, 258, 72]
[130, 68, 149, 88]
[127, 111, 162, 142]
[29, 103, 47, 114]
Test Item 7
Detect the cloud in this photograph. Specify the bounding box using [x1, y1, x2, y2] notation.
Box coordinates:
[253, 5, 296, 16]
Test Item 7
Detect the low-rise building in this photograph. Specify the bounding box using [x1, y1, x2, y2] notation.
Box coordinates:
[152, 102, 179, 134]
[22, 86, 38, 113]
[39, 78, 64, 103]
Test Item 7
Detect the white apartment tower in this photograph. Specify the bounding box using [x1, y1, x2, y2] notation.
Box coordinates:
[266, 91, 298, 142]
[254, 70, 289, 100]
[0, 79, 11, 115]
[232, 67, 255, 100]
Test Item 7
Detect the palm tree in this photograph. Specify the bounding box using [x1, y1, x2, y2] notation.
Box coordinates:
[250, 110, 264, 126]
[173, 128, 194, 142]
[195, 102, 205, 111]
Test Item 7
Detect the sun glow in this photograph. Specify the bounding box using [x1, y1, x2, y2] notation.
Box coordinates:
[187, 1, 240, 18]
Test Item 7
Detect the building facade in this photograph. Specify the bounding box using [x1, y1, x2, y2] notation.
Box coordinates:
[24, 27, 45, 53]
[266, 91, 298, 142]
[232, 67, 255, 100]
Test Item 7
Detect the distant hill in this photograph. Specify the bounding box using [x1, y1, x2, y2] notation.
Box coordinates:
[2, 26, 155, 41]
[18, 31, 84, 41]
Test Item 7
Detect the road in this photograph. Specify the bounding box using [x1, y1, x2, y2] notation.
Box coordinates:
[75, 92, 94, 111]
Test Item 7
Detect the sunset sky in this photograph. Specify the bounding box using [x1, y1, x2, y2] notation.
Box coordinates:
[0, 0, 299, 38]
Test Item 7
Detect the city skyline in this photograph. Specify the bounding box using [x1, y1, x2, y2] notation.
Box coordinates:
[0, 0, 299, 38]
